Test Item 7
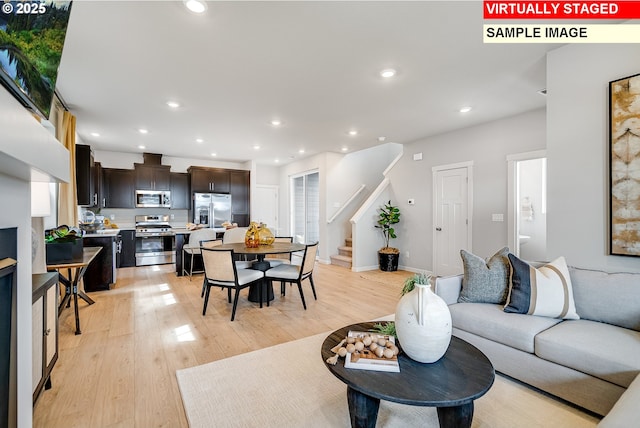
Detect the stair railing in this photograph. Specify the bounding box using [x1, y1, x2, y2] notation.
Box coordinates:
[327, 184, 366, 224]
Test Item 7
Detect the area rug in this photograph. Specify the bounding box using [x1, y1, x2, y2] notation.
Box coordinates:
[176, 331, 598, 428]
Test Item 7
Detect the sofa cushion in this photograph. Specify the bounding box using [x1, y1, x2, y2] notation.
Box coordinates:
[535, 319, 640, 388]
[449, 302, 562, 353]
[569, 267, 640, 332]
[458, 247, 510, 304]
[505, 255, 579, 320]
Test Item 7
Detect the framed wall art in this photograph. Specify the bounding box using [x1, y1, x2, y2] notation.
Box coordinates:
[609, 73, 640, 257]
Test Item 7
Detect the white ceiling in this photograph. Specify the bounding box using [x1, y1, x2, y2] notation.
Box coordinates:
[56, 1, 557, 165]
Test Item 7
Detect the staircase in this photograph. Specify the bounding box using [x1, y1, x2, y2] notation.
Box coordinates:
[330, 237, 352, 268]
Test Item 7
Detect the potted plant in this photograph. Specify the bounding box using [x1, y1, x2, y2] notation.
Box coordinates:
[45, 225, 83, 264]
[375, 200, 401, 271]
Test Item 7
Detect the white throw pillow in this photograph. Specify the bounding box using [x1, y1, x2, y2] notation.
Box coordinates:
[504, 255, 580, 320]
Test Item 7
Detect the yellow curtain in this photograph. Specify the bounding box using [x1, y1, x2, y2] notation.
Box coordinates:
[57, 110, 78, 227]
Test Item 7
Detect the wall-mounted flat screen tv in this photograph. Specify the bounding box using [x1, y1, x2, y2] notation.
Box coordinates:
[0, 1, 73, 119]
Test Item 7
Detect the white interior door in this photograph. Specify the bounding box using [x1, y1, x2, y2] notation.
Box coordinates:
[433, 163, 472, 276]
[253, 185, 279, 235]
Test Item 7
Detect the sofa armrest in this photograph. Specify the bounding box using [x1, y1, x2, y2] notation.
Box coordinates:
[434, 274, 463, 305]
[598, 374, 640, 427]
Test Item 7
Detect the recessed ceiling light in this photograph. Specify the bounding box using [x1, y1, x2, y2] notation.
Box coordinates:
[341, 147, 348, 152]
[211, 153, 217, 157]
[196, 138, 204, 143]
[459, 106, 472, 113]
[270, 119, 282, 126]
[380, 69, 396, 78]
[184, 0, 207, 14]
[254, 145, 261, 150]
[275, 159, 280, 163]
[138, 145, 146, 150]
[298, 149, 305, 154]
[138, 128, 149, 134]
[90, 132, 100, 137]
[348, 130, 358, 136]
[166, 101, 180, 108]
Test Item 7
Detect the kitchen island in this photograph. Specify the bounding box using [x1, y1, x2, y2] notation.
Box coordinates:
[81, 229, 121, 291]
[174, 227, 225, 276]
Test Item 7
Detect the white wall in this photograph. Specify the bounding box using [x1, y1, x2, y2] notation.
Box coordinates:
[387, 109, 546, 271]
[547, 44, 640, 273]
[277, 144, 402, 263]
[93, 150, 248, 172]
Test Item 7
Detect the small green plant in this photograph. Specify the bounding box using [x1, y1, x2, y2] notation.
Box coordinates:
[401, 271, 433, 295]
[375, 200, 400, 253]
[372, 321, 396, 338]
[45, 225, 80, 243]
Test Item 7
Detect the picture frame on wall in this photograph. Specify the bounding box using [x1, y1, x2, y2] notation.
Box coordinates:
[609, 73, 640, 257]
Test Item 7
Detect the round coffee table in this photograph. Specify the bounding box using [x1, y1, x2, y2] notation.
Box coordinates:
[321, 322, 495, 428]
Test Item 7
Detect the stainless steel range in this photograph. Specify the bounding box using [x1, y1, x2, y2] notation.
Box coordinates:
[135, 215, 175, 266]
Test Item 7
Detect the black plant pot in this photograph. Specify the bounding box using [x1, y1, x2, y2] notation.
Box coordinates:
[378, 252, 399, 272]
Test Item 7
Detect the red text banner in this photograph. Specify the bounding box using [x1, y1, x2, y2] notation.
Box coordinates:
[484, 1, 640, 19]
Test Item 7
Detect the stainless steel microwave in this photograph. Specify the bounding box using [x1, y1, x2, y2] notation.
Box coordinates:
[135, 190, 171, 208]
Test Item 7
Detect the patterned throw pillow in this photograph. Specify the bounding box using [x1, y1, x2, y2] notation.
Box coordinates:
[458, 247, 510, 304]
[504, 255, 580, 320]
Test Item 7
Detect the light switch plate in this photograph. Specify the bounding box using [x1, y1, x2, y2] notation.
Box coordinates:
[408, 199, 415, 205]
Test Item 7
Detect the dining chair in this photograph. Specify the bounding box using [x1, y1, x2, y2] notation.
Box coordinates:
[182, 228, 218, 280]
[264, 236, 294, 267]
[201, 248, 264, 321]
[200, 239, 222, 297]
[264, 242, 318, 310]
[222, 227, 253, 268]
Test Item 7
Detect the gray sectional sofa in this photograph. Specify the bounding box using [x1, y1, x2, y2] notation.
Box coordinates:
[434, 266, 640, 423]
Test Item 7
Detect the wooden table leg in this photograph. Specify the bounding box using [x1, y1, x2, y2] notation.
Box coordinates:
[347, 386, 379, 428]
[437, 401, 474, 428]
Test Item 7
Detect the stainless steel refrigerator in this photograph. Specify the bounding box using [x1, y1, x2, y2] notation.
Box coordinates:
[193, 193, 232, 228]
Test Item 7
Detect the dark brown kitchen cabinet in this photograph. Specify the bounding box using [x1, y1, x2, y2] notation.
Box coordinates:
[119, 230, 136, 268]
[230, 170, 250, 226]
[135, 164, 170, 191]
[170, 172, 190, 209]
[75, 144, 96, 207]
[103, 168, 135, 208]
[188, 167, 230, 193]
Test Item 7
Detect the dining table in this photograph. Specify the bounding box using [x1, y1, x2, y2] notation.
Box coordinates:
[46, 246, 102, 335]
[215, 241, 305, 304]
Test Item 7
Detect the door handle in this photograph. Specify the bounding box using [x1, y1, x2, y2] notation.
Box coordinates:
[436, 227, 442, 231]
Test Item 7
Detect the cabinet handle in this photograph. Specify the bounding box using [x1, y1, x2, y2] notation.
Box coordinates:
[435, 227, 442, 231]
[44, 328, 51, 336]
[102, 198, 106, 208]
[93, 193, 97, 205]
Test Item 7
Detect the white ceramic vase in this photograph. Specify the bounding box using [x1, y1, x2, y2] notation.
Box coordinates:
[395, 282, 452, 363]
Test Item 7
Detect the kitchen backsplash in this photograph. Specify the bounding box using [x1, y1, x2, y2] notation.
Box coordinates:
[80, 208, 189, 229]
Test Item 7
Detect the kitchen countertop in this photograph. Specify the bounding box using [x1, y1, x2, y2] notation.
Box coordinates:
[81, 229, 121, 238]
[173, 227, 226, 234]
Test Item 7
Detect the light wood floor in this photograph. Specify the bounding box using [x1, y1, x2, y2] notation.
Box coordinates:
[33, 262, 407, 427]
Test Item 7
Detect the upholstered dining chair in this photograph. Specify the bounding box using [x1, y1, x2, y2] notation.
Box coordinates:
[264, 236, 294, 267]
[200, 239, 222, 297]
[264, 242, 318, 310]
[201, 247, 264, 321]
[182, 228, 218, 280]
[222, 227, 253, 268]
